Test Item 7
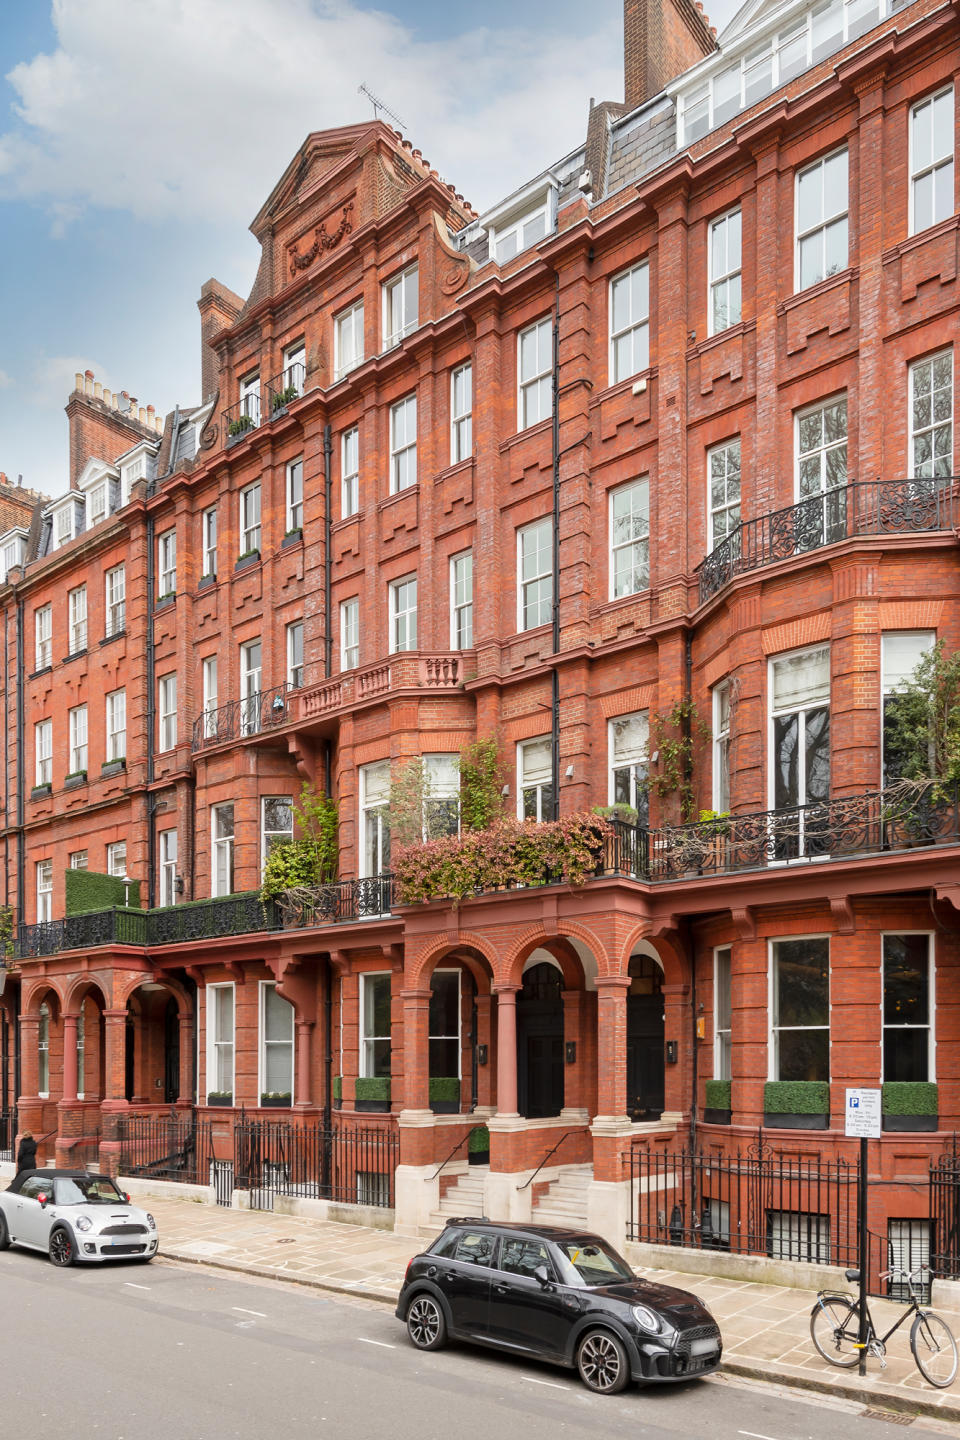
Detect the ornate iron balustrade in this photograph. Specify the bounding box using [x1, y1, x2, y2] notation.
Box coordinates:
[275, 876, 394, 926]
[697, 476, 960, 604]
[146, 893, 281, 946]
[264, 361, 306, 416]
[192, 682, 290, 750]
[17, 907, 147, 958]
[222, 391, 261, 444]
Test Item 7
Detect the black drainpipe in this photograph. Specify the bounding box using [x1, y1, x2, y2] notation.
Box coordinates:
[323, 423, 333, 679]
[550, 272, 561, 819]
[146, 513, 157, 908]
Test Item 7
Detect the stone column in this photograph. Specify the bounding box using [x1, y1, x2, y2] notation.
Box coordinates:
[594, 976, 631, 1122]
[494, 985, 520, 1116]
[295, 1020, 314, 1108]
[61, 1015, 79, 1103]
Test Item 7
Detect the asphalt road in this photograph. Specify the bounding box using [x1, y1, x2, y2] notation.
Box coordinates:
[0, 1247, 955, 1440]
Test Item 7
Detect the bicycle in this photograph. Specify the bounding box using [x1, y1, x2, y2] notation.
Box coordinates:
[810, 1264, 958, 1389]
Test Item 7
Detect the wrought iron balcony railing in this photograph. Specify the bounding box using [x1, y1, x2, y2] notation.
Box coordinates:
[17, 906, 148, 958]
[697, 476, 960, 604]
[264, 361, 306, 416]
[222, 392, 261, 444]
[146, 893, 281, 946]
[221, 363, 307, 447]
[193, 682, 290, 750]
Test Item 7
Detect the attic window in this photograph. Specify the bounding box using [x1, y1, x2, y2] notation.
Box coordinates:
[88, 483, 107, 526]
[492, 202, 550, 264]
[56, 507, 74, 545]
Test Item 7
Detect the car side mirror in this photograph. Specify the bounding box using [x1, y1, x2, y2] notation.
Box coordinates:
[125, 1193, 131, 1204]
[38, 1194, 48, 1207]
[533, 1265, 553, 1289]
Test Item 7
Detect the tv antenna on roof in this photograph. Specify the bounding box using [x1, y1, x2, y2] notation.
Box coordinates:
[358, 82, 406, 131]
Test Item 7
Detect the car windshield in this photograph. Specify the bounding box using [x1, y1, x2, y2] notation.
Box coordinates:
[52, 1176, 126, 1206]
[554, 1238, 636, 1288]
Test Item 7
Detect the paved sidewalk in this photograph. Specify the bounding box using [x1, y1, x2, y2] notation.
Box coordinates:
[142, 1192, 960, 1423]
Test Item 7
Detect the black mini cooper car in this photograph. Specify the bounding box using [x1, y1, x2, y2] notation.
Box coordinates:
[395, 1219, 722, 1394]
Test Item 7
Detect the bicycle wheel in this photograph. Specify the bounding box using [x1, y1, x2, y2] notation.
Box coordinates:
[911, 1311, 958, 1388]
[810, 1296, 860, 1367]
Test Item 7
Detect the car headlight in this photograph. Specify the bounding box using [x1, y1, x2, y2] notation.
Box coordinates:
[75, 1216, 92, 1232]
[146, 1214, 156, 1231]
[632, 1304, 662, 1333]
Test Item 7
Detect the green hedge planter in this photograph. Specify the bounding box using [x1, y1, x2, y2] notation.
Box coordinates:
[333, 1075, 342, 1110]
[66, 868, 141, 915]
[260, 1093, 292, 1108]
[429, 1077, 461, 1114]
[468, 1124, 490, 1165]
[764, 1080, 830, 1130]
[704, 1079, 731, 1125]
[355, 1076, 391, 1113]
[882, 1081, 938, 1131]
[207, 1092, 233, 1107]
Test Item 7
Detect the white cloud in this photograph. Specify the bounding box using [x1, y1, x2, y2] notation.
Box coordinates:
[28, 354, 114, 410]
[1, 0, 622, 226]
[0, 371, 13, 389]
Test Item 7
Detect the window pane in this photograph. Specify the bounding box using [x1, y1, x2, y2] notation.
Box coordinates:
[264, 984, 293, 1043]
[429, 971, 460, 1035]
[883, 934, 929, 1025]
[776, 938, 829, 1027]
[883, 1027, 928, 1082]
[778, 1026, 829, 1082]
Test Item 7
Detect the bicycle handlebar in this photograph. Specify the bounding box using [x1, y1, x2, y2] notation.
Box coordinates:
[879, 1265, 930, 1281]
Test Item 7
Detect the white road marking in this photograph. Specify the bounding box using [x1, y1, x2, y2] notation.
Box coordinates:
[123, 1282, 150, 1290]
[357, 1337, 395, 1349]
[738, 1431, 783, 1440]
[232, 1307, 267, 1318]
[522, 1378, 570, 1390]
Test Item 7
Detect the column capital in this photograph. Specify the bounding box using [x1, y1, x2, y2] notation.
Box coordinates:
[103, 1008, 128, 1022]
[594, 975, 632, 992]
[399, 987, 433, 1002]
[493, 983, 520, 997]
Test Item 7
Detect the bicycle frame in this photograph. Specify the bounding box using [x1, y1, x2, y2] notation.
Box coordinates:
[817, 1268, 925, 1352]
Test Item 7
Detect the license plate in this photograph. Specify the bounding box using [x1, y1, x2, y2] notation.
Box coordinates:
[690, 1338, 718, 1357]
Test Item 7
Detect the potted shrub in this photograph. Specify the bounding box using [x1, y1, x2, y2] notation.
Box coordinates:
[156, 591, 175, 607]
[282, 527, 303, 548]
[704, 1079, 731, 1125]
[101, 757, 126, 777]
[31, 783, 52, 800]
[273, 385, 298, 412]
[207, 1091, 233, 1107]
[882, 1081, 938, 1132]
[355, 1076, 391, 1113]
[764, 1080, 830, 1130]
[333, 1075, 342, 1111]
[228, 414, 255, 438]
[260, 1091, 292, 1109]
[468, 1124, 490, 1166]
[64, 770, 88, 788]
[429, 1077, 460, 1114]
[198, 572, 216, 591]
[235, 549, 261, 571]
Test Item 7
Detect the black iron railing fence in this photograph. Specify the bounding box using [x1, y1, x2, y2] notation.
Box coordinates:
[17, 907, 148, 958]
[193, 682, 290, 750]
[0, 1106, 16, 1161]
[697, 476, 960, 604]
[146, 893, 281, 946]
[221, 362, 306, 446]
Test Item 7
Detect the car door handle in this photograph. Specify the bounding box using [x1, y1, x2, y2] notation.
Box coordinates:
[494, 1284, 510, 1294]
[441, 1272, 454, 1283]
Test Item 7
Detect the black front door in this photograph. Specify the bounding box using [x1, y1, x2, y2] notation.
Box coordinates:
[627, 994, 664, 1121]
[124, 1017, 135, 1103]
[164, 998, 180, 1104]
[517, 963, 564, 1120]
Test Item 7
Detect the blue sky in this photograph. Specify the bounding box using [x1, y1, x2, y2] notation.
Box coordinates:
[0, 0, 738, 495]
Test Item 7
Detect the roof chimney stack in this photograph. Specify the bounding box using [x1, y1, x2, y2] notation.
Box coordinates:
[624, 0, 716, 112]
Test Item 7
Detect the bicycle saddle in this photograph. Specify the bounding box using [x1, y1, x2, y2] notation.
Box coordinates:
[845, 1268, 860, 1282]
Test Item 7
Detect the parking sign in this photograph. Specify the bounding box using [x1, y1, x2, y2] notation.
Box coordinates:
[845, 1087, 881, 1138]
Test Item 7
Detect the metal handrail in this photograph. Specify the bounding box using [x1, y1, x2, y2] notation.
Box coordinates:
[429, 1126, 485, 1182]
[516, 1129, 581, 1192]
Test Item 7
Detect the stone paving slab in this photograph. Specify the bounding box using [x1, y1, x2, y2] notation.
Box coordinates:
[139, 1192, 960, 1422]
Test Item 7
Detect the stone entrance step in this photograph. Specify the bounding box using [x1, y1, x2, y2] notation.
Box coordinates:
[531, 1163, 592, 1228]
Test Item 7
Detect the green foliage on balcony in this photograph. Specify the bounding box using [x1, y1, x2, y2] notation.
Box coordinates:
[882, 1081, 938, 1115]
[705, 1079, 731, 1111]
[332, 1076, 342, 1101]
[260, 785, 338, 914]
[763, 1080, 829, 1114]
[65, 868, 140, 916]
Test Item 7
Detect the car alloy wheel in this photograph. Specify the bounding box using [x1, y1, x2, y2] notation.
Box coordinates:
[577, 1330, 629, 1395]
[406, 1294, 446, 1350]
[0, 1211, 9, 1251]
[49, 1228, 75, 1268]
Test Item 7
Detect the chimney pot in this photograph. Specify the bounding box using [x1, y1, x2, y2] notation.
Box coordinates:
[94, 382, 102, 400]
[74, 372, 83, 391]
[84, 369, 94, 379]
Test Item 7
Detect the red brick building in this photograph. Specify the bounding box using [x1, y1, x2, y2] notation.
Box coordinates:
[3, 0, 960, 1259]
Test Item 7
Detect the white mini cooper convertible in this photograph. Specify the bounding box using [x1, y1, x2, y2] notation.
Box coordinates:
[0, 1169, 159, 1266]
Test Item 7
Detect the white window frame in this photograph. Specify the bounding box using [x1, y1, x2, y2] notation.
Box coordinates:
[106, 688, 126, 762]
[608, 712, 649, 825]
[76, 1008, 85, 1099]
[768, 935, 831, 1081]
[334, 299, 364, 380]
[239, 371, 260, 427]
[707, 440, 742, 549]
[35, 718, 52, 787]
[240, 482, 262, 555]
[490, 198, 552, 264]
[910, 87, 954, 237]
[881, 630, 936, 783]
[713, 681, 731, 812]
[340, 597, 359, 671]
[38, 1001, 50, 1094]
[909, 351, 954, 480]
[767, 644, 831, 812]
[68, 704, 88, 775]
[341, 426, 359, 517]
[158, 673, 177, 752]
[795, 394, 848, 501]
[608, 478, 650, 600]
[389, 575, 417, 653]
[202, 506, 218, 579]
[359, 971, 392, 1078]
[286, 620, 304, 689]
[382, 264, 419, 350]
[423, 753, 461, 840]
[881, 932, 935, 1083]
[517, 736, 554, 822]
[69, 849, 88, 870]
[518, 318, 552, 430]
[608, 262, 650, 384]
[106, 841, 127, 878]
[202, 656, 218, 738]
[429, 969, 462, 1081]
[35, 605, 52, 671]
[68, 585, 87, 655]
[36, 860, 53, 924]
[105, 564, 126, 636]
[795, 147, 849, 293]
[517, 518, 552, 631]
[87, 482, 107, 527]
[259, 980, 295, 1101]
[211, 802, 235, 898]
[158, 827, 178, 907]
[261, 796, 294, 876]
[709, 208, 742, 337]
[450, 551, 473, 650]
[714, 945, 732, 1083]
[286, 458, 303, 533]
[157, 529, 176, 598]
[240, 639, 262, 736]
[389, 394, 417, 494]
[450, 363, 473, 464]
[282, 340, 306, 396]
[359, 760, 391, 879]
[206, 982, 236, 1099]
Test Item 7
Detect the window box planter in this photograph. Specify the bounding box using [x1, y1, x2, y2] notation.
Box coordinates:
[235, 550, 261, 572]
[355, 1076, 391, 1113]
[882, 1081, 938, 1132]
[333, 1075, 342, 1111]
[101, 758, 126, 778]
[429, 1077, 460, 1114]
[31, 783, 52, 800]
[99, 630, 125, 646]
[62, 648, 87, 664]
[272, 386, 299, 414]
[704, 1079, 731, 1126]
[155, 593, 176, 609]
[207, 1092, 233, 1107]
[468, 1125, 490, 1166]
[260, 1092, 292, 1109]
[30, 666, 53, 679]
[764, 1080, 829, 1130]
[64, 770, 88, 789]
[198, 574, 216, 592]
[282, 528, 302, 549]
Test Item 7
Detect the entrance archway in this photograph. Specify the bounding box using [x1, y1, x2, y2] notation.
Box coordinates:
[626, 953, 664, 1121]
[517, 961, 564, 1119]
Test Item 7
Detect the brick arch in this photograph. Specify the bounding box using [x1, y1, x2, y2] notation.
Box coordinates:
[502, 919, 610, 989]
[408, 931, 498, 990]
[618, 923, 689, 986]
[62, 976, 110, 1017]
[22, 980, 65, 1022]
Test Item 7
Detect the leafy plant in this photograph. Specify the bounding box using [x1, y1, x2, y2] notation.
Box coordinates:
[228, 414, 254, 437]
[0, 905, 14, 958]
[884, 641, 960, 796]
[355, 1076, 391, 1101]
[207, 1091, 232, 1102]
[273, 385, 299, 410]
[593, 803, 639, 826]
[704, 1079, 731, 1111]
[429, 1077, 460, 1102]
[260, 1091, 292, 1102]
[260, 785, 339, 913]
[459, 738, 507, 832]
[644, 699, 710, 822]
[65, 770, 87, 782]
[332, 1076, 342, 1101]
[763, 1080, 829, 1115]
[882, 1081, 938, 1116]
[468, 1124, 490, 1154]
[236, 548, 260, 562]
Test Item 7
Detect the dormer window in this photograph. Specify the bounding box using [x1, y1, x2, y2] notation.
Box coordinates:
[0, 530, 26, 582]
[57, 508, 74, 546]
[46, 494, 85, 552]
[483, 178, 557, 266]
[88, 483, 107, 527]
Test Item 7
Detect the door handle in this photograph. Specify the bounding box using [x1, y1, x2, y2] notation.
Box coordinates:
[494, 1284, 509, 1294]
